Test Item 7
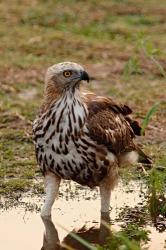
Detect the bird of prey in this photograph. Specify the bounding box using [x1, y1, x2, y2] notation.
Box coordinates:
[33, 62, 151, 218]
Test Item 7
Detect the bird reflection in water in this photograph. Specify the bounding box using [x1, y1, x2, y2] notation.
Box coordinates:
[41, 213, 111, 250]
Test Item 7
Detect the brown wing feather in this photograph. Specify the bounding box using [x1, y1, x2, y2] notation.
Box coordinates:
[81, 92, 140, 154]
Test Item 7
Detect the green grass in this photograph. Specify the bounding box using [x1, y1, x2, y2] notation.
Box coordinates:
[0, 0, 166, 248]
[98, 225, 149, 250]
[141, 102, 160, 135]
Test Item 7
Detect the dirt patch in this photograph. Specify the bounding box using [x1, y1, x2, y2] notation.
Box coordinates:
[0, 111, 31, 131]
[0, 67, 44, 87]
[109, 4, 166, 17]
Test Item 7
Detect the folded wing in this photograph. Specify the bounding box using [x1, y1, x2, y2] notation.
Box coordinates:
[82, 92, 142, 155]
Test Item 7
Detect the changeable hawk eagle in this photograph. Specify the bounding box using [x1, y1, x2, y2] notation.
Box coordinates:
[33, 62, 151, 217]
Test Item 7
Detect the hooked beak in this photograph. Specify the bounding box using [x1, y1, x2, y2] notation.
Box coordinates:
[80, 71, 90, 82]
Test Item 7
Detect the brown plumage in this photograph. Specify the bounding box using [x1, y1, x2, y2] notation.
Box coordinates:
[32, 62, 151, 217]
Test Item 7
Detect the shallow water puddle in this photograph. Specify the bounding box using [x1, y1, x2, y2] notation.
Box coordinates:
[0, 181, 165, 250]
[0, 209, 43, 250]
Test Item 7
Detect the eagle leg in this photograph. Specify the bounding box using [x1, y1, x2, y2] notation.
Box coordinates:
[41, 173, 61, 218]
[99, 162, 118, 218]
[100, 182, 111, 215]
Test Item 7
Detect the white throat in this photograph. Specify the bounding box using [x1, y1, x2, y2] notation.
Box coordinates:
[51, 88, 88, 136]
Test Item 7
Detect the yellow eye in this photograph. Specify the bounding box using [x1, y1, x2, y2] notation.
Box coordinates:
[63, 71, 72, 77]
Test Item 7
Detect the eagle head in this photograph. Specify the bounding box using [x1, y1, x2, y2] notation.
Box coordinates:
[45, 62, 90, 91]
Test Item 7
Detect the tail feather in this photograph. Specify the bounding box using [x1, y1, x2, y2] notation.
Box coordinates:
[137, 148, 152, 165]
[125, 117, 142, 136]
